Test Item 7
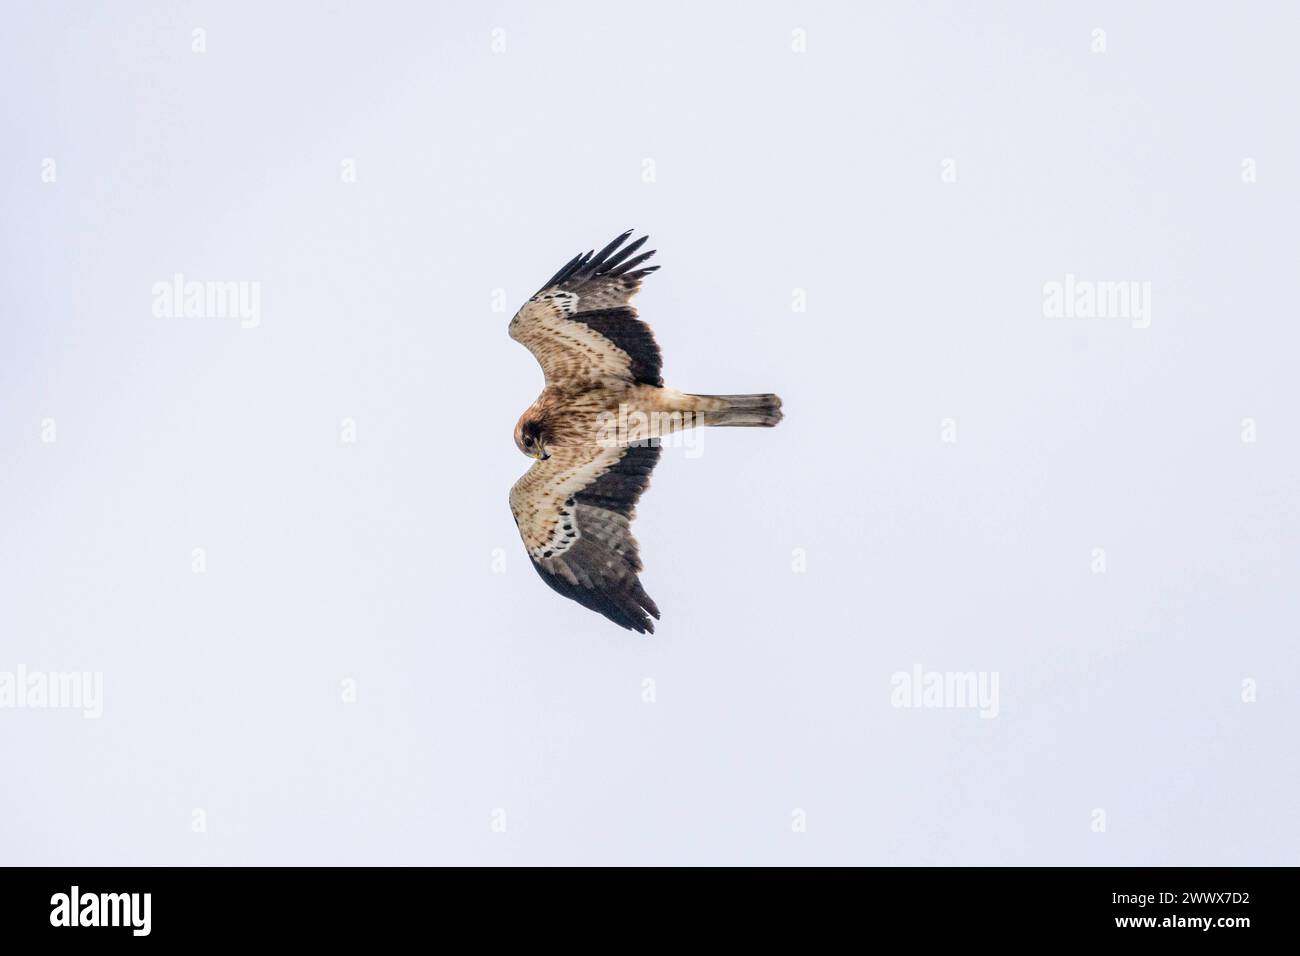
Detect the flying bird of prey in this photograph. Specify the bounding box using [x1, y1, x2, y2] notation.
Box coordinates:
[508, 230, 783, 633]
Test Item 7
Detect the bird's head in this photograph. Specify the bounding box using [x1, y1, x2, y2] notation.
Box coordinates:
[514, 408, 551, 461]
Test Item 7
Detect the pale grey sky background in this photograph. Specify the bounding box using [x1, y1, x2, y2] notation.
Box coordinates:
[1, 2, 1297, 865]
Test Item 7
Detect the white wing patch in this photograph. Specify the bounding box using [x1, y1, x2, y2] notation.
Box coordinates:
[536, 500, 582, 559]
[547, 290, 580, 315]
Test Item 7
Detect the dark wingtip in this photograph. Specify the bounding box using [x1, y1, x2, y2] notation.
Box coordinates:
[623, 615, 654, 635]
[605, 600, 656, 634]
[540, 231, 658, 294]
[616, 586, 658, 634]
[613, 249, 656, 276]
[531, 558, 660, 636]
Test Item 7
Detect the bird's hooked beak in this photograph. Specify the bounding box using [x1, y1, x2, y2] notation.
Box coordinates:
[536, 448, 551, 461]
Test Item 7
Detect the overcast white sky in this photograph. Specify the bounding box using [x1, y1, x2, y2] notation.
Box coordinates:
[1, 1, 1297, 865]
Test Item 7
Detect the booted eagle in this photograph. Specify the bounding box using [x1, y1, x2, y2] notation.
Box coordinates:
[508, 230, 783, 633]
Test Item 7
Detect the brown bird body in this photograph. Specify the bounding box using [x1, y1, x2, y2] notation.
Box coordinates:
[508, 230, 783, 633]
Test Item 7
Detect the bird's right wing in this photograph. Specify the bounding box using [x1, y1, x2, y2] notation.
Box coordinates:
[509, 442, 662, 633]
[508, 230, 664, 389]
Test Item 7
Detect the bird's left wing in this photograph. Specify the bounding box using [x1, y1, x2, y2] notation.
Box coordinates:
[508, 230, 663, 388]
[509, 443, 662, 633]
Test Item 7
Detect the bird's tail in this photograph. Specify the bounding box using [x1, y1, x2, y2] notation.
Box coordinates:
[687, 393, 784, 427]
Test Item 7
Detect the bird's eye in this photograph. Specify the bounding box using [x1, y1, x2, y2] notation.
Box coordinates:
[523, 434, 533, 447]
